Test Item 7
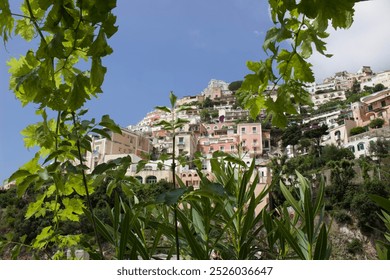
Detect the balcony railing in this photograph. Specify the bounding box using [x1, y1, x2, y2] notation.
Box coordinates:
[348, 126, 390, 142]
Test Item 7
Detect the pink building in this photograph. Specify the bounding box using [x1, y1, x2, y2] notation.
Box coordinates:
[237, 123, 264, 157]
[198, 135, 240, 154]
[197, 123, 270, 158]
[352, 88, 390, 127]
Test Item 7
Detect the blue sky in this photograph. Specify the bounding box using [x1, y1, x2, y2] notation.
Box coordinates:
[1, 0, 390, 183]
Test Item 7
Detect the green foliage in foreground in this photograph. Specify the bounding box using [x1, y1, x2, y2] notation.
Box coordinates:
[1, 154, 332, 260]
[1, 0, 389, 260]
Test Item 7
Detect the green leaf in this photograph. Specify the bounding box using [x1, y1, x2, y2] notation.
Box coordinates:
[15, 18, 35, 41]
[176, 209, 206, 259]
[277, 50, 314, 83]
[17, 174, 39, 197]
[59, 197, 85, 222]
[8, 169, 31, 182]
[67, 74, 91, 111]
[156, 188, 188, 205]
[47, 33, 67, 59]
[303, 187, 314, 244]
[99, 115, 122, 134]
[118, 208, 131, 260]
[370, 195, 390, 213]
[91, 128, 112, 140]
[43, 149, 65, 165]
[275, 219, 306, 259]
[313, 224, 330, 260]
[192, 207, 206, 239]
[26, 193, 46, 219]
[136, 160, 148, 173]
[91, 57, 107, 89]
[102, 13, 118, 38]
[106, 180, 117, 197]
[246, 95, 266, 120]
[313, 177, 325, 216]
[155, 106, 171, 114]
[33, 226, 54, 250]
[0, 1, 14, 43]
[83, 209, 115, 245]
[88, 29, 113, 57]
[315, 0, 356, 30]
[92, 161, 115, 175]
[169, 91, 177, 108]
[280, 181, 304, 219]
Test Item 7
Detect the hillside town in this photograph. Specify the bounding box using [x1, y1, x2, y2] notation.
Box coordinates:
[68, 66, 390, 193]
[1, 66, 389, 193]
[1, 66, 390, 260]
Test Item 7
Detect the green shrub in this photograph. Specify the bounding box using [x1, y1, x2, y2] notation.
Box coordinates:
[347, 238, 363, 255]
[350, 126, 366, 136]
[369, 118, 385, 129]
[332, 210, 352, 225]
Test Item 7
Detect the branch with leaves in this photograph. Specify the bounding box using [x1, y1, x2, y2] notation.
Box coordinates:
[239, 0, 360, 127]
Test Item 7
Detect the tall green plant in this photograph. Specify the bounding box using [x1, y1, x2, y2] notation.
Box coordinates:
[1, 0, 119, 259]
[153, 91, 191, 260]
[369, 195, 390, 260]
[275, 172, 331, 259]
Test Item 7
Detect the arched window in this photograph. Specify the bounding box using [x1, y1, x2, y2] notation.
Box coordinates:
[335, 130, 341, 139]
[357, 142, 365, 151]
[135, 176, 143, 183]
[348, 146, 355, 153]
[146, 176, 157, 184]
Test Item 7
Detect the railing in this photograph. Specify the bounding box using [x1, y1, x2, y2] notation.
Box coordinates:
[348, 126, 390, 142]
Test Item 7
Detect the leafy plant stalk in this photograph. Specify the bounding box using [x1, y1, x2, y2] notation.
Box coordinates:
[71, 112, 104, 259]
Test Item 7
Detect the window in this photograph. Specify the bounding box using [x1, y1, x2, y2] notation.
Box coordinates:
[381, 100, 387, 107]
[146, 176, 157, 184]
[135, 176, 143, 183]
[253, 139, 257, 146]
[357, 142, 365, 151]
[231, 145, 235, 151]
[220, 146, 224, 151]
[252, 127, 257, 134]
[241, 127, 246, 134]
[368, 105, 373, 111]
[210, 147, 214, 152]
[178, 137, 184, 144]
[348, 146, 355, 153]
